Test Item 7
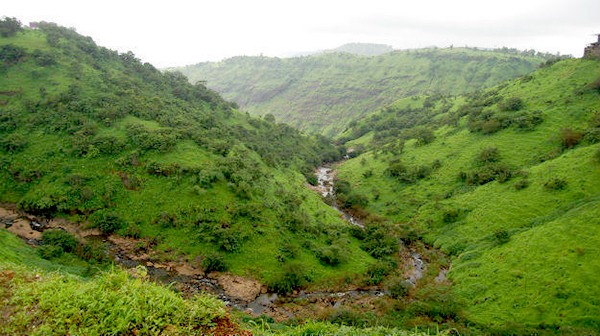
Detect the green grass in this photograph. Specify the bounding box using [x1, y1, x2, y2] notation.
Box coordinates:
[336, 58, 600, 332]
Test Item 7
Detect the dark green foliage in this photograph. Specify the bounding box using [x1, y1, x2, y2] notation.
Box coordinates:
[343, 192, 369, 209]
[476, 147, 500, 165]
[459, 147, 513, 186]
[0, 132, 27, 152]
[0, 44, 26, 65]
[0, 17, 23, 37]
[411, 126, 435, 145]
[90, 211, 125, 234]
[31, 49, 57, 66]
[202, 253, 228, 272]
[38, 244, 65, 259]
[385, 159, 434, 184]
[315, 243, 347, 266]
[388, 277, 413, 299]
[544, 177, 568, 191]
[498, 96, 524, 112]
[364, 259, 396, 285]
[560, 128, 583, 149]
[77, 240, 107, 263]
[360, 223, 400, 258]
[514, 179, 530, 190]
[411, 285, 461, 323]
[493, 229, 511, 245]
[268, 262, 308, 294]
[40, 229, 79, 259]
[327, 309, 369, 327]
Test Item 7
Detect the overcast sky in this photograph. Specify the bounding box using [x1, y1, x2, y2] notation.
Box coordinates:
[4, 0, 600, 68]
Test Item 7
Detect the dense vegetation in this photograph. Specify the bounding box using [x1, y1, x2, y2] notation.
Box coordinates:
[2, 230, 441, 335]
[336, 58, 600, 334]
[0, 21, 375, 290]
[174, 47, 561, 135]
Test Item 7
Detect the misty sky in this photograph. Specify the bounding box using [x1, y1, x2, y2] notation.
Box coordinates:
[4, 0, 600, 68]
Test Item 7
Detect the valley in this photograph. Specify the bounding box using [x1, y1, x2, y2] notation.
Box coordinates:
[1, 17, 600, 335]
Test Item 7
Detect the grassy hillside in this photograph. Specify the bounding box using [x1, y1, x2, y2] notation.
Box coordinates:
[336, 58, 600, 334]
[0, 23, 375, 289]
[174, 48, 558, 136]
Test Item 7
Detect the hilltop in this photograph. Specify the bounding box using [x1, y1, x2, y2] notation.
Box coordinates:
[335, 58, 600, 334]
[174, 47, 559, 136]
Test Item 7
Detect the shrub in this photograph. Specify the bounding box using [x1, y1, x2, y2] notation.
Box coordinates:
[544, 177, 568, 191]
[0, 132, 27, 152]
[514, 179, 530, 190]
[493, 229, 510, 245]
[315, 244, 347, 266]
[360, 224, 399, 258]
[389, 277, 413, 299]
[364, 259, 396, 285]
[39, 229, 80, 259]
[38, 244, 65, 259]
[77, 240, 107, 263]
[268, 262, 308, 294]
[202, 253, 227, 272]
[343, 192, 369, 209]
[498, 97, 524, 112]
[476, 147, 500, 165]
[560, 128, 583, 149]
[0, 44, 26, 64]
[327, 309, 368, 327]
[90, 211, 125, 234]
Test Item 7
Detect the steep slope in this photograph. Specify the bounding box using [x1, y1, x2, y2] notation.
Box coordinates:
[0, 23, 374, 288]
[175, 48, 557, 136]
[336, 58, 600, 333]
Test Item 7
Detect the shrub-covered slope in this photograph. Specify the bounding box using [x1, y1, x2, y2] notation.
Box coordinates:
[336, 58, 600, 333]
[0, 23, 374, 287]
[174, 48, 557, 136]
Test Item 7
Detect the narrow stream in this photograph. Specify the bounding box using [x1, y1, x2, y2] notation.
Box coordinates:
[315, 166, 363, 227]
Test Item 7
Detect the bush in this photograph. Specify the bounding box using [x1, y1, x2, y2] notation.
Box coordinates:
[514, 179, 530, 190]
[493, 229, 510, 245]
[544, 177, 568, 191]
[0, 44, 26, 64]
[77, 240, 107, 263]
[38, 244, 65, 259]
[560, 128, 583, 149]
[476, 147, 500, 165]
[39, 229, 80, 259]
[364, 259, 396, 285]
[202, 253, 227, 272]
[389, 277, 413, 299]
[498, 97, 524, 112]
[90, 211, 125, 234]
[0, 17, 23, 37]
[315, 244, 347, 266]
[0, 132, 27, 152]
[360, 224, 399, 258]
[268, 262, 308, 294]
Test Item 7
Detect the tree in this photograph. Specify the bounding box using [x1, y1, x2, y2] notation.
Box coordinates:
[0, 17, 23, 37]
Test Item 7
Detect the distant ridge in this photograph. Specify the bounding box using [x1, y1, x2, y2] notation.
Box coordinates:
[325, 42, 394, 56]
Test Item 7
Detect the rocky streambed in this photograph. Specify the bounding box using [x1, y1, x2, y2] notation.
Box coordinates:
[1, 166, 446, 322]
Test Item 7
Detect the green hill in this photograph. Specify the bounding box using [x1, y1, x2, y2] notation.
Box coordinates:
[174, 48, 558, 136]
[0, 22, 377, 291]
[326, 42, 394, 56]
[336, 58, 600, 334]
